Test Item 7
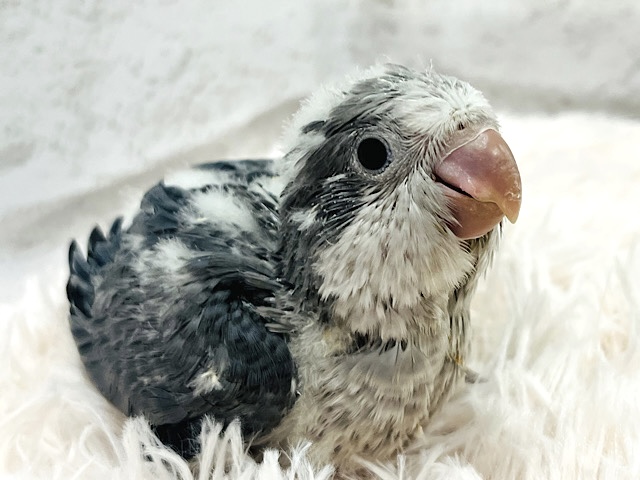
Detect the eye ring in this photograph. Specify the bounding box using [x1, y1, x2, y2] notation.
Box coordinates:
[355, 136, 391, 173]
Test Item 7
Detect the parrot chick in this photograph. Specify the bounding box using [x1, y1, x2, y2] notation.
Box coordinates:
[67, 64, 522, 474]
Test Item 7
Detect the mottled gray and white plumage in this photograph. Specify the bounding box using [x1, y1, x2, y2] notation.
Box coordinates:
[67, 64, 522, 473]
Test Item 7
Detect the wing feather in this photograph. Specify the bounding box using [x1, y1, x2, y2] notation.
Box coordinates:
[67, 159, 296, 456]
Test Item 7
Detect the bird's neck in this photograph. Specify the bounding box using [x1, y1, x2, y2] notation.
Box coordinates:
[277, 229, 499, 374]
[278, 249, 469, 348]
[280, 279, 467, 371]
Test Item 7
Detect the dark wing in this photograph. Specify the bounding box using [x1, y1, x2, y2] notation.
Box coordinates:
[67, 160, 296, 456]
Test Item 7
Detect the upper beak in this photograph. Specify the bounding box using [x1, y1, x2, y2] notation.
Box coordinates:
[434, 129, 522, 240]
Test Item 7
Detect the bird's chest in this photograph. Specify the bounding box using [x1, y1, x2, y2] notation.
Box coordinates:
[280, 320, 464, 470]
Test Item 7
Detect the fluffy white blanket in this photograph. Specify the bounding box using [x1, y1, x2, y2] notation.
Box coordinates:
[2, 112, 639, 479]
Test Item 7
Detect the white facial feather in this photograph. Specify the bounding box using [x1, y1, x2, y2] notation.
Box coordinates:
[315, 168, 475, 337]
[391, 78, 495, 134]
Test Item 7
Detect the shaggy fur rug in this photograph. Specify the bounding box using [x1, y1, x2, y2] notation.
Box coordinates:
[2, 112, 640, 479]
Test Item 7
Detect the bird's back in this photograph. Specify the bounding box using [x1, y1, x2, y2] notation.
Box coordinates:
[67, 160, 297, 456]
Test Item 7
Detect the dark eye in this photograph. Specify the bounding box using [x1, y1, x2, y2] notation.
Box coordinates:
[356, 137, 391, 172]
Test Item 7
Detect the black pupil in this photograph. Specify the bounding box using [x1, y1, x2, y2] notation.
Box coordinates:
[357, 137, 389, 171]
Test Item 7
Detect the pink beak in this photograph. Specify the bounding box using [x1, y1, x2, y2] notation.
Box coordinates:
[434, 129, 522, 240]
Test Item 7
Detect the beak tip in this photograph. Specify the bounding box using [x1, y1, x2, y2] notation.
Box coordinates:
[501, 191, 522, 224]
[504, 203, 521, 224]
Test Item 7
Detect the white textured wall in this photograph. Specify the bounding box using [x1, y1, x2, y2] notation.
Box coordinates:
[1, 0, 638, 301]
[351, 0, 640, 114]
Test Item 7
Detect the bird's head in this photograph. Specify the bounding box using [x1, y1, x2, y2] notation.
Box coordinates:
[277, 64, 521, 336]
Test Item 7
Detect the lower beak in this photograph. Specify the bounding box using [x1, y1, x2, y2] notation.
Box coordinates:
[434, 129, 522, 240]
